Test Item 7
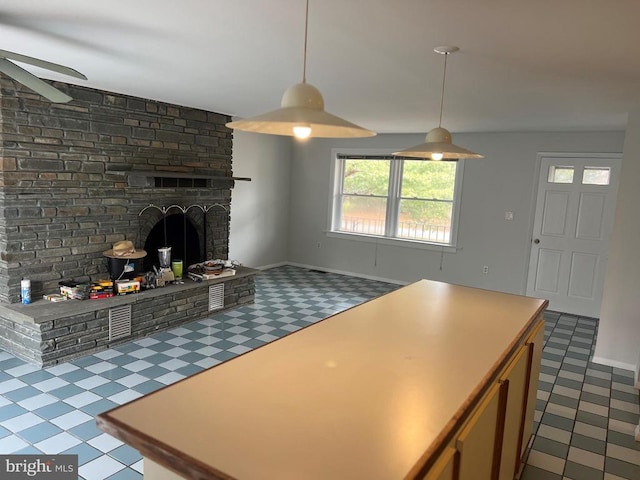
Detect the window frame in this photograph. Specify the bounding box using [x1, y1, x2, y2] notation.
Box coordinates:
[328, 148, 464, 252]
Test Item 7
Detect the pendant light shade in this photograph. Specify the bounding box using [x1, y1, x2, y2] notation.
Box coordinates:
[226, 0, 376, 139]
[398, 126, 484, 160]
[394, 46, 482, 160]
[227, 82, 376, 138]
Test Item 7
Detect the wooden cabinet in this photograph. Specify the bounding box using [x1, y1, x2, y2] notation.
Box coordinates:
[498, 346, 530, 480]
[520, 320, 545, 460]
[456, 383, 502, 480]
[422, 448, 456, 480]
[420, 317, 545, 480]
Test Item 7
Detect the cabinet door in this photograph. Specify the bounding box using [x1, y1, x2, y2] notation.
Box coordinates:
[520, 319, 545, 460]
[498, 346, 529, 480]
[144, 458, 184, 480]
[456, 383, 502, 480]
[422, 447, 457, 480]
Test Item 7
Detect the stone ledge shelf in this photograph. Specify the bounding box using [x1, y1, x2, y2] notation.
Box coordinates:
[0, 267, 259, 367]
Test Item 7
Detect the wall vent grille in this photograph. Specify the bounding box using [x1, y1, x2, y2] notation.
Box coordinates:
[209, 284, 224, 311]
[154, 177, 208, 188]
[109, 305, 132, 341]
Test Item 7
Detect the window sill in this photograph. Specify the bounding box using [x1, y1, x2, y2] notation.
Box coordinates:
[326, 231, 458, 253]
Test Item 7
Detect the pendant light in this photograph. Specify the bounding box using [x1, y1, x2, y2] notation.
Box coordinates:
[394, 46, 483, 160]
[226, 0, 376, 139]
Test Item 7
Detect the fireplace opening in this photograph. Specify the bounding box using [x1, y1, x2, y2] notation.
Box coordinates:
[143, 214, 201, 271]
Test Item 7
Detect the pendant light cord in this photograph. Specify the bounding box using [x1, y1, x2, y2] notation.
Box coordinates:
[438, 52, 449, 128]
[302, 0, 309, 83]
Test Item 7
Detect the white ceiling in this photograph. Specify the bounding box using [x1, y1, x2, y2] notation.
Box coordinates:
[1, 0, 639, 134]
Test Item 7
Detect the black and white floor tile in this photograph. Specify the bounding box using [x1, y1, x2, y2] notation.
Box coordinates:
[0, 266, 638, 479]
[521, 311, 640, 480]
[0, 266, 397, 479]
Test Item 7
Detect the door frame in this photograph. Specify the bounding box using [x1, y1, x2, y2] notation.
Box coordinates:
[524, 151, 623, 305]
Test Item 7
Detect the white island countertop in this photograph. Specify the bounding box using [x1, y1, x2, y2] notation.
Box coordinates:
[97, 279, 547, 480]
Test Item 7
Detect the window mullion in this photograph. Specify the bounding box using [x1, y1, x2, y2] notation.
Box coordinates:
[333, 157, 346, 231]
[448, 160, 463, 247]
[386, 159, 402, 237]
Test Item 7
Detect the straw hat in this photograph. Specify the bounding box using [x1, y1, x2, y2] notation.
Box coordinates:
[103, 241, 147, 259]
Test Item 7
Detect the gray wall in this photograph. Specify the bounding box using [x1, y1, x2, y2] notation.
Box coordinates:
[286, 131, 625, 293]
[595, 111, 640, 377]
[229, 131, 291, 268]
[230, 128, 640, 376]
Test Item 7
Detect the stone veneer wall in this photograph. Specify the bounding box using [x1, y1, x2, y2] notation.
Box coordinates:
[0, 76, 234, 303]
[0, 272, 255, 366]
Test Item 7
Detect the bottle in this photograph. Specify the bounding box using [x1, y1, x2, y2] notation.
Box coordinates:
[21, 279, 31, 305]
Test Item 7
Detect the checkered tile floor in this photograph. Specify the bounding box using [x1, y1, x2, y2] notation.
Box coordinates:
[521, 311, 640, 480]
[0, 266, 398, 479]
[0, 266, 638, 479]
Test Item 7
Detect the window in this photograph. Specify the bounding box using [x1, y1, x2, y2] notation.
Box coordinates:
[582, 167, 610, 185]
[331, 152, 463, 247]
[548, 165, 574, 183]
[547, 165, 611, 186]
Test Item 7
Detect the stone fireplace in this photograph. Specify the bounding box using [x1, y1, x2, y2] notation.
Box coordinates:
[0, 76, 257, 365]
[0, 76, 235, 302]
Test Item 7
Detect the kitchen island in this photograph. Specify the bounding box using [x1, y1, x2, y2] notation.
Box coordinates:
[97, 279, 547, 480]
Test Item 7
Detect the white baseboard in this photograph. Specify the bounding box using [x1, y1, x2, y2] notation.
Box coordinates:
[254, 261, 288, 271]
[591, 355, 638, 374]
[286, 262, 408, 286]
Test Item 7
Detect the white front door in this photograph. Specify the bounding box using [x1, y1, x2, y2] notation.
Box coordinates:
[526, 154, 621, 317]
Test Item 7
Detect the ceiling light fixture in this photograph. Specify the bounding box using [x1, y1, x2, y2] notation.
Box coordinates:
[226, 0, 376, 140]
[394, 46, 483, 160]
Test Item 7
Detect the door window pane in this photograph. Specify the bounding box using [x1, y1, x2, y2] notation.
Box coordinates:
[582, 167, 610, 185]
[548, 166, 574, 183]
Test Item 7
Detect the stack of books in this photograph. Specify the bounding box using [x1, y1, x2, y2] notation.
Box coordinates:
[43, 293, 68, 302]
[90, 280, 114, 299]
[59, 281, 90, 300]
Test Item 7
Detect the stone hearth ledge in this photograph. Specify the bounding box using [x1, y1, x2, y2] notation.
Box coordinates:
[0, 267, 259, 367]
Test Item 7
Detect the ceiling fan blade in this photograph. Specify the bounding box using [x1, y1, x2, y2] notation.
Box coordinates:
[0, 58, 72, 103]
[0, 49, 86, 80]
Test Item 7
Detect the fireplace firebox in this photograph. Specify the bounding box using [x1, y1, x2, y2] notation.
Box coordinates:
[143, 214, 201, 272]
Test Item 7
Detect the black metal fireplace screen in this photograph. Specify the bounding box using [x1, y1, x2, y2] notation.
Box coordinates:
[138, 203, 228, 271]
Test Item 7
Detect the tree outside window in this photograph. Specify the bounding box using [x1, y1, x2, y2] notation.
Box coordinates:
[333, 154, 462, 246]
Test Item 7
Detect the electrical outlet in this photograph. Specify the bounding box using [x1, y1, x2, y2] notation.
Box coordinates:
[482, 265, 489, 274]
[505, 211, 514, 221]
